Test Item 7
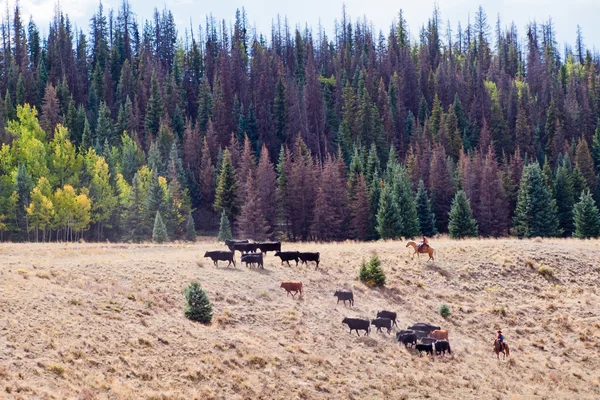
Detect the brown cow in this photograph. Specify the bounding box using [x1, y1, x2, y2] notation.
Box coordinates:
[280, 281, 303, 298]
[430, 329, 449, 341]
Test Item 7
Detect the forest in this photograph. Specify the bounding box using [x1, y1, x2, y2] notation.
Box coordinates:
[0, 1, 599, 242]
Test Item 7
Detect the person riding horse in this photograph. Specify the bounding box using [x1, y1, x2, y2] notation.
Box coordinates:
[495, 330, 506, 350]
[418, 235, 429, 252]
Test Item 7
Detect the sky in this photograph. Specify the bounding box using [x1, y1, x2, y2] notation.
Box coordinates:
[11, 0, 600, 52]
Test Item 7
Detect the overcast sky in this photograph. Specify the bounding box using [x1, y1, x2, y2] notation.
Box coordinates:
[13, 0, 599, 52]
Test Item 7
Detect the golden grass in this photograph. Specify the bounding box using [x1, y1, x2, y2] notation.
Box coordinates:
[1, 238, 599, 399]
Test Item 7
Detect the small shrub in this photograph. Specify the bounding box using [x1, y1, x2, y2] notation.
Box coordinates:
[538, 265, 555, 278]
[358, 255, 386, 287]
[47, 363, 65, 377]
[138, 338, 152, 347]
[440, 304, 451, 319]
[493, 306, 507, 317]
[184, 281, 213, 323]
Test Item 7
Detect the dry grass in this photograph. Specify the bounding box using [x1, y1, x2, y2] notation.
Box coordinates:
[1, 238, 600, 399]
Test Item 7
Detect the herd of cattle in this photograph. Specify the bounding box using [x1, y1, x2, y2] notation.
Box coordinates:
[202, 240, 451, 357]
[335, 291, 452, 357]
[203, 239, 320, 269]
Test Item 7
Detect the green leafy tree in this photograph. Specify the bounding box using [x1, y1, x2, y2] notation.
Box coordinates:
[573, 191, 600, 238]
[217, 210, 233, 241]
[416, 180, 436, 236]
[513, 163, 560, 237]
[358, 254, 386, 287]
[184, 281, 213, 323]
[152, 211, 169, 243]
[448, 190, 478, 238]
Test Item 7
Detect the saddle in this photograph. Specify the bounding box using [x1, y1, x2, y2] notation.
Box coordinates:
[495, 340, 507, 351]
[418, 243, 429, 252]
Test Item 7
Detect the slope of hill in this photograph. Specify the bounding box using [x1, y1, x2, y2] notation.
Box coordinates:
[1, 239, 599, 399]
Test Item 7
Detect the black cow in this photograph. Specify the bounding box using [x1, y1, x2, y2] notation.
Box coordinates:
[204, 251, 235, 267]
[371, 318, 392, 334]
[233, 242, 259, 254]
[416, 343, 434, 357]
[435, 340, 451, 355]
[258, 242, 281, 254]
[420, 337, 437, 345]
[298, 252, 320, 269]
[396, 331, 417, 347]
[334, 290, 354, 306]
[274, 251, 299, 267]
[413, 330, 429, 340]
[224, 239, 249, 251]
[376, 310, 398, 328]
[408, 323, 441, 335]
[241, 252, 263, 268]
[342, 318, 370, 336]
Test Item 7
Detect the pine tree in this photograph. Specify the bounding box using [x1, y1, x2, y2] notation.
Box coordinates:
[358, 254, 386, 287]
[573, 191, 600, 239]
[95, 102, 115, 147]
[237, 170, 269, 240]
[256, 145, 277, 233]
[184, 281, 213, 323]
[448, 190, 478, 238]
[553, 162, 575, 236]
[40, 84, 61, 136]
[368, 172, 382, 240]
[575, 138, 596, 191]
[217, 210, 233, 241]
[350, 173, 370, 240]
[185, 213, 197, 241]
[288, 136, 317, 240]
[80, 117, 92, 151]
[513, 163, 560, 238]
[145, 72, 164, 141]
[416, 180, 436, 236]
[376, 183, 400, 239]
[429, 144, 455, 232]
[214, 148, 240, 221]
[152, 211, 169, 243]
[592, 121, 600, 170]
[123, 173, 145, 241]
[391, 165, 420, 238]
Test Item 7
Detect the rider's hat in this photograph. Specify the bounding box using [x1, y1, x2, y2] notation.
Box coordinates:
[497, 330, 502, 333]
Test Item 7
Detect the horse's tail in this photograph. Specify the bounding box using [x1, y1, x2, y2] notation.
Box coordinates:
[505, 343, 509, 357]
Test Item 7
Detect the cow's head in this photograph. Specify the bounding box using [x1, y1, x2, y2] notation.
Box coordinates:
[334, 290, 340, 296]
[203, 251, 209, 257]
[342, 317, 349, 324]
[274, 251, 280, 257]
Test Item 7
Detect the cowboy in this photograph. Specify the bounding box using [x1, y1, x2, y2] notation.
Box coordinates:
[496, 330, 505, 348]
[418, 235, 429, 252]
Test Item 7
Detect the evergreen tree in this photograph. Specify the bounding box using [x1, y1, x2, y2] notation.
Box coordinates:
[513, 163, 560, 237]
[217, 210, 233, 241]
[416, 180, 436, 236]
[80, 117, 92, 151]
[448, 190, 478, 238]
[358, 254, 386, 287]
[185, 213, 196, 241]
[123, 173, 145, 242]
[184, 281, 213, 323]
[350, 173, 370, 240]
[573, 191, 600, 239]
[368, 172, 382, 240]
[152, 211, 169, 243]
[575, 138, 596, 191]
[256, 145, 277, 234]
[592, 121, 600, 170]
[391, 166, 420, 238]
[40, 84, 61, 136]
[376, 183, 400, 239]
[144, 73, 164, 141]
[214, 148, 240, 221]
[553, 162, 575, 236]
[95, 102, 115, 147]
[237, 170, 269, 240]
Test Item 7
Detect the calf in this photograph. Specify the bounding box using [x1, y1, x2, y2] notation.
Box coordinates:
[280, 281, 303, 297]
[416, 343, 434, 357]
[258, 242, 281, 254]
[371, 318, 392, 334]
[274, 251, 299, 267]
[225, 239, 249, 251]
[241, 252, 263, 268]
[376, 310, 398, 328]
[233, 242, 259, 254]
[333, 290, 354, 306]
[396, 331, 417, 347]
[435, 340, 451, 355]
[204, 251, 235, 267]
[342, 318, 370, 336]
[430, 329, 449, 341]
[298, 252, 320, 269]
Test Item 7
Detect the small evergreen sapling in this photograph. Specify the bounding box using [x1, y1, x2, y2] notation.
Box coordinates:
[359, 254, 386, 287]
[152, 211, 168, 243]
[217, 210, 233, 241]
[184, 281, 213, 323]
[185, 213, 196, 242]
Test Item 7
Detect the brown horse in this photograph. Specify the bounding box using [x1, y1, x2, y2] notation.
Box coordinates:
[493, 339, 510, 360]
[406, 241, 435, 261]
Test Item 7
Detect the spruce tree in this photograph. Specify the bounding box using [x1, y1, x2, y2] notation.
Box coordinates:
[350, 173, 370, 241]
[217, 210, 233, 241]
[145, 73, 164, 140]
[513, 163, 560, 238]
[237, 170, 269, 240]
[448, 190, 478, 238]
[592, 121, 600, 170]
[185, 213, 196, 242]
[575, 138, 596, 191]
[80, 117, 92, 151]
[144, 171, 165, 238]
[392, 166, 420, 238]
[96, 102, 114, 147]
[553, 162, 575, 236]
[152, 211, 169, 243]
[184, 281, 213, 323]
[368, 172, 382, 240]
[376, 183, 400, 239]
[573, 191, 600, 239]
[214, 149, 240, 221]
[416, 180, 436, 236]
[123, 173, 144, 242]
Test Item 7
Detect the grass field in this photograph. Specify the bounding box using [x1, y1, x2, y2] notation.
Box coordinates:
[1, 238, 600, 399]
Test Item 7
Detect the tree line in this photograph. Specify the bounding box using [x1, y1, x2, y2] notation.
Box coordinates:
[0, 2, 599, 241]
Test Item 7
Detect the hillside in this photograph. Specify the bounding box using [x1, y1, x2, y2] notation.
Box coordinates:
[1, 238, 599, 399]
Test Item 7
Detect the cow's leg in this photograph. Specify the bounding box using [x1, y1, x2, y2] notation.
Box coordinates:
[356, 330, 360, 337]
[337, 298, 340, 304]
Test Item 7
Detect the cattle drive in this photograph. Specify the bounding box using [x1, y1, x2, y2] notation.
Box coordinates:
[333, 290, 354, 306]
[371, 318, 392, 334]
[204, 251, 236, 267]
[376, 310, 398, 327]
[342, 318, 370, 336]
[280, 281, 303, 297]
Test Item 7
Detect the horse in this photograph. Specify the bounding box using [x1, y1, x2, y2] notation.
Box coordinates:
[406, 241, 436, 261]
[493, 339, 509, 360]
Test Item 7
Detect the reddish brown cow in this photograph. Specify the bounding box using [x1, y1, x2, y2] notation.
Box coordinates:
[430, 329, 449, 341]
[280, 281, 303, 297]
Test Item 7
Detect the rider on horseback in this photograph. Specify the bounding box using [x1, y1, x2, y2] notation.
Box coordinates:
[418, 235, 429, 252]
[496, 330, 505, 348]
